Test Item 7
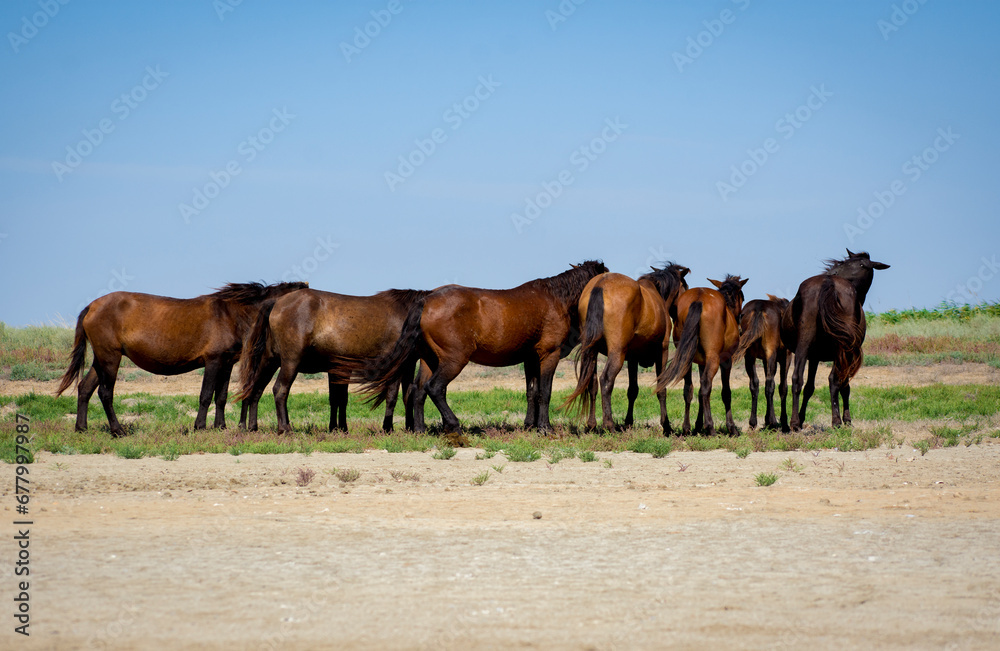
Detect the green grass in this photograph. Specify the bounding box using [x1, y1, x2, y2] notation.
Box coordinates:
[627, 437, 673, 458]
[755, 472, 779, 487]
[432, 446, 457, 460]
[502, 441, 541, 462]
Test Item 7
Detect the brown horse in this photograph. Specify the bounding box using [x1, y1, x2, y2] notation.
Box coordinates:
[781, 250, 889, 431]
[235, 288, 430, 433]
[734, 294, 791, 432]
[562, 264, 690, 433]
[357, 261, 608, 433]
[656, 275, 748, 436]
[55, 282, 308, 437]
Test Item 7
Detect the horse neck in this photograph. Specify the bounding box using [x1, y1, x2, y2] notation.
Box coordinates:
[852, 273, 874, 305]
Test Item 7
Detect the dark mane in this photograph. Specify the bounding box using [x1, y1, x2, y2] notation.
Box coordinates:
[532, 260, 608, 307]
[823, 250, 871, 275]
[640, 262, 690, 301]
[211, 281, 308, 305]
[376, 288, 432, 310]
[717, 274, 746, 312]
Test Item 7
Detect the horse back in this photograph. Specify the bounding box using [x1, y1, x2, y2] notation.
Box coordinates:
[784, 274, 862, 360]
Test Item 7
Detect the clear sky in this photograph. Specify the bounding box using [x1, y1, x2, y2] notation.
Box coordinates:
[2, 0, 998, 326]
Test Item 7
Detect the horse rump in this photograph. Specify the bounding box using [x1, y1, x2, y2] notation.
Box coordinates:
[656, 300, 703, 391]
[55, 306, 90, 396]
[562, 286, 605, 414]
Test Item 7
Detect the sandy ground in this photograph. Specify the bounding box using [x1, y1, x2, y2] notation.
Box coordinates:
[3, 364, 1000, 649]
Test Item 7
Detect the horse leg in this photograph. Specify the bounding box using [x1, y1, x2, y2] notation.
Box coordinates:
[599, 351, 625, 431]
[682, 369, 694, 436]
[94, 353, 124, 437]
[789, 347, 809, 432]
[523, 358, 541, 430]
[763, 354, 779, 430]
[328, 377, 348, 432]
[778, 351, 790, 433]
[699, 359, 719, 436]
[407, 361, 431, 432]
[585, 368, 598, 431]
[829, 369, 843, 428]
[623, 358, 640, 430]
[536, 352, 561, 432]
[211, 362, 234, 429]
[654, 356, 670, 436]
[194, 361, 220, 430]
[424, 362, 464, 433]
[721, 358, 738, 436]
[75, 365, 100, 432]
[840, 380, 852, 427]
[799, 358, 819, 428]
[272, 363, 299, 434]
[745, 356, 759, 430]
[242, 358, 279, 431]
[382, 379, 400, 432]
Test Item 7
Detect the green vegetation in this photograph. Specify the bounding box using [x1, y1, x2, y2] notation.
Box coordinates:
[432, 446, 457, 460]
[471, 470, 490, 486]
[755, 472, 779, 487]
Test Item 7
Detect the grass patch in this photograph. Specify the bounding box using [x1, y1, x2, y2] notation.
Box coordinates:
[503, 441, 541, 463]
[334, 468, 361, 483]
[627, 437, 672, 458]
[112, 441, 146, 459]
[471, 470, 490, 486]
[578, 450, 597, 463]
[755, 472, 778, 487]
[432, 446, 457, 460]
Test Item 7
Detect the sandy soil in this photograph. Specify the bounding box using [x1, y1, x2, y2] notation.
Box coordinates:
[4, 363, 1000, 649]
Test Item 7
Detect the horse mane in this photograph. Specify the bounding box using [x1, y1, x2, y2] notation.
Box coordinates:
[640, 263, 689, 301]
[823, 250, 872, 275]
[376, 288, 432, 309]
[210, 281, 308, 305]
[533, 260, 608, 307]
[716, 274, 746, 312]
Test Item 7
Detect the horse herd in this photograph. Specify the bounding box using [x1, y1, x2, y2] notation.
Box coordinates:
[56, 250, 889, 439]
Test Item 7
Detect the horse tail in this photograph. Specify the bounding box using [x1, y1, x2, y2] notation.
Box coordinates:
[55, 306, 90, 396]
[235, 302, 275, 402]
[359, 297, 426, 408]
[818, 278, 864, 383]
[657, 301, 702, 391]
[562, 286, 604, 414]
[732, 306, 765, 363]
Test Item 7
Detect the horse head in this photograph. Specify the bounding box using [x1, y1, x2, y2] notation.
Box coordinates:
[825, 250, 889, 305]
[709, 275, 749, 319]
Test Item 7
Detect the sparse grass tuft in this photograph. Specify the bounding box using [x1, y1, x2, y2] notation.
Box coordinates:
[755, 472, 779, 487]
[546, 446, 576, 464]
[112, 441, 146, 459]
[296, 467, 316, 487]
[471, 470, 490, 486]
[628, 437, 672, 458]
[491, 464, 506, 474]
[780, 457, 804, 473]
[335, 468, 361, 483]
[433, 446, 457, 460]
[503, 441, 541, 463]
[578, 450, 597, 463]
[914, 439, 931, 456]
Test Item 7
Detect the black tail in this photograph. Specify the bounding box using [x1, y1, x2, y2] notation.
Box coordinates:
[358, 297, 426, 408]
[733, 306, 766, 362]
[656, 301, 702, 391]
[562, 286, 604, 414]
[818, 278, 865, 383]
[235, 302, 276, 402]
[55, 306, 90, 396]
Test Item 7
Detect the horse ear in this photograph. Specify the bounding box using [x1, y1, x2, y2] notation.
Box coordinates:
[708, 278, 723, 288]
[767, 293, 779, 302]
[680, 267, 691, 277]
[846, 248, 855, 257]
[871, 261, 890, 270]
[739, 277, 749, 288]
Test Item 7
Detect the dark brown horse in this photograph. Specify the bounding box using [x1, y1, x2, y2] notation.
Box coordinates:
[781, 250, 889, 430]
[562, 264, 690, 433]
[734, 294, 791, 432]
[656, 275, 748, 436]
[235, 288, 430, 433]
[55, 282, 308, 437]
[357, 261, 609, 433]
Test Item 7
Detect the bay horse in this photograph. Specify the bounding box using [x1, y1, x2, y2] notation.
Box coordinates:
[235, 288, 430, 434]
[734, 294, 790, 432]
[781, 250, 889, 430]
[357, 261, 609, 433]
[656, 275, 748, 436]
[562, 263, 690, 433]
[55, 282, 308, 437]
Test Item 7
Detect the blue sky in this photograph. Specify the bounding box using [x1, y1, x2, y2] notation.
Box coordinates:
[1, 0, 998, 326]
